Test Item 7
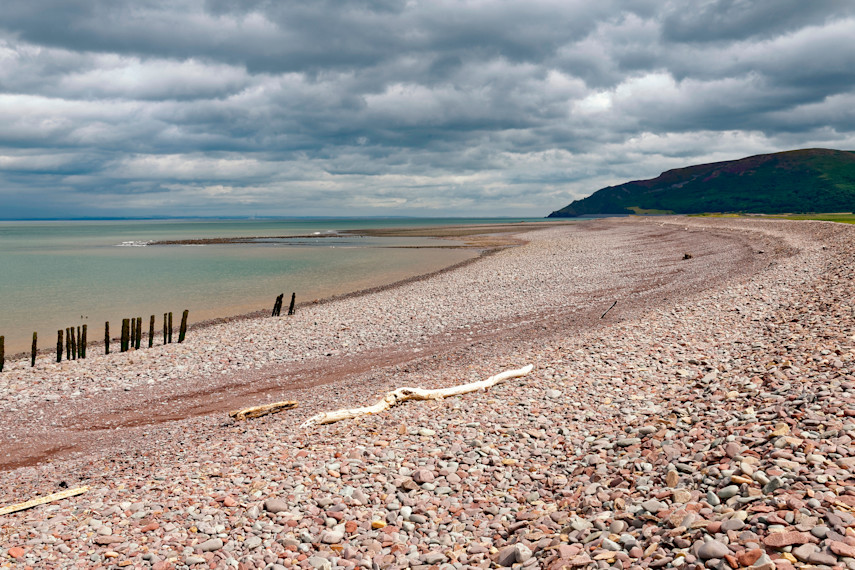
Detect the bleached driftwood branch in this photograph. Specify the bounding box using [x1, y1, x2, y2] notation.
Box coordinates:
[301, 364, 534, 427]
[229, 400, 298, 421]
[0, 486, 88, 516]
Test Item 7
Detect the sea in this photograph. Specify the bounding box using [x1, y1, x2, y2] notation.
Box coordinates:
[0, 218, 543, 355]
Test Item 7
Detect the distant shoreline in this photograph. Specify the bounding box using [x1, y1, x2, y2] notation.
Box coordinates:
[148, 221, 569, 246]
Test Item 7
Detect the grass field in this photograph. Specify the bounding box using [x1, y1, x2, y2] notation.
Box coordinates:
[689, 212, 855, 224]
[627, 206, 675, 215]
[768, 213, 855, 224]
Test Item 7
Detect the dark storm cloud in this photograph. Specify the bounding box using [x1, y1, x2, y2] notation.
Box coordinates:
[0, 0, 853, 218]
[661, 0, 855, 43]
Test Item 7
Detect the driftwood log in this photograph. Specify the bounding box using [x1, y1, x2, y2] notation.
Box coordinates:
[229, 400, 298, 421]
[0, 486, 88, 516]
[301, 364, 534, 427]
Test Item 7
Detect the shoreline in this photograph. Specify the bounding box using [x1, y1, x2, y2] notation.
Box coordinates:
[0, 217, 783, 469]
[1, 222, 547, 361]
[3, 217, 855, 569]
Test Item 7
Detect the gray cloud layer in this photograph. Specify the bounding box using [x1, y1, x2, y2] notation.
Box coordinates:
[1, 0, 854, 217]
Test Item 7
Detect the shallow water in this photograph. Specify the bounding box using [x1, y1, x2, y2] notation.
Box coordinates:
[0, 218, 537, 354]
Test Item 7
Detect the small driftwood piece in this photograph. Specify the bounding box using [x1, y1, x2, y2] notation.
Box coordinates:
[601, 300, 617, 319]
[301, 364, 534, 427]
[0, 486, 88, 516]
[229, 400, 298, 421]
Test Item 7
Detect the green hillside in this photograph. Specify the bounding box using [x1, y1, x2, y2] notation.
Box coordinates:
[547, 149, 855, 217]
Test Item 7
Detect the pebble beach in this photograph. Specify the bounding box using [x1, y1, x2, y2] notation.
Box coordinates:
[2, 216, 855, 570]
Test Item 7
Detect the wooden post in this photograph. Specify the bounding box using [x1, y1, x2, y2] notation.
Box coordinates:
[148, 315, 155, 348]
[57, 330, 63, 363]
[168, 312, 173, 343]
[600, 300, 617, 319]
[66, 328, 72, 360]
[121, 318, 130, 352]
[288, 292, 296, 316]
[178, 310, 189, 343]
[81, 325, 87, 359]
[104, 322, 110, 355]
[272, 294, 283, 317]
[76, 326, 82, 359]
[31, 332, 37, 367]
[1, 335, 5, 372]
[70, 328, 77, 360]
[135, 318, 142, 350]
[163, 313, 168, 345]
[129, 318, 136, 350]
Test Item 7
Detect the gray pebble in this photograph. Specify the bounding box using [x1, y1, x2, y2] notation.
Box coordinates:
[308, 556, 332, 570]
[197, 538, 223, 552]
[698, 540, 731, 560]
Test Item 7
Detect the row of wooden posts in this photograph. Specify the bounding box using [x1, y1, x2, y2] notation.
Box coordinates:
[0, 310, 188, 371]
[0, 292, 298, 372]
[272, 292, 296, 317]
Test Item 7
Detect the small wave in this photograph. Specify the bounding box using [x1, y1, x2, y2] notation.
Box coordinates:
[116, 240, 153, 247]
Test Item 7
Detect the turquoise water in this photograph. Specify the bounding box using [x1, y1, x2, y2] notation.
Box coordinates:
[0, 218, 541, 354]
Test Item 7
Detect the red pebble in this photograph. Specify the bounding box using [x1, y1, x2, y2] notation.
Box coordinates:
[8, 547, 25, 559]
[737, 548, 764, 567]
[763, 531, 813, 547]
[830, 541, 855, 557]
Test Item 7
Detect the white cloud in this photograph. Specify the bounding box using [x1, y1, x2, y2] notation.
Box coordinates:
[0, 0, 853, 217]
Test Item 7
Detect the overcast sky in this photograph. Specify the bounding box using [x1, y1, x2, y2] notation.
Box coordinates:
[1, 0, 854, 218]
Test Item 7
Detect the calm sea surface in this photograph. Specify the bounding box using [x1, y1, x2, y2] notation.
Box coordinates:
[0, 218, 541, 354]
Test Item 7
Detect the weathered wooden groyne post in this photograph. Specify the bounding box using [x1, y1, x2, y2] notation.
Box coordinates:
[104, 322, 110, 355]
[121, 318, 130, 352]
[148, 315, 155, 348]
[288, 292, 296, 316]
[31, 332, 37, 367]
[57, 330, 63, 363]
[65, 328, 72, 360]
[0, 335, 4, 372]
[69, 328, 77, 360]
[270, 293, 285, 317]
[168, 312, 173, 344]
[178, 310, 189, 343]
[80, 325, 87, 358]
[163, 313, 168, 345]
[135, 318, 142, 350]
